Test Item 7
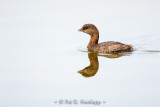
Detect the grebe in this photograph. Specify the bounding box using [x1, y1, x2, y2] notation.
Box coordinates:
[78, 24, 133, 53]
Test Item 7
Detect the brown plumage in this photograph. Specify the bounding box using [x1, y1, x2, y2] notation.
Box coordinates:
[78, 24, 133, 54]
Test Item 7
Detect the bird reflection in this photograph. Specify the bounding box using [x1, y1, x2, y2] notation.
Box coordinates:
[98, 52, 132, 58]
[78, 51, 132, 77]
[78, 52, 99, 77]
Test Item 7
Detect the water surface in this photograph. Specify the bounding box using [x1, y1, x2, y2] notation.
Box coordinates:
[0, 0, 160, 107]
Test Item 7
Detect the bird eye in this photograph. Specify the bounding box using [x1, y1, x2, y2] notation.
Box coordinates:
[83, 27, 88, 30]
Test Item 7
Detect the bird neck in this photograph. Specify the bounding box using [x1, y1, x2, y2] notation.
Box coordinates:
[87, 32, 99, 48]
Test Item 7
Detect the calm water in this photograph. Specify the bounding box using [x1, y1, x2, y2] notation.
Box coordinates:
[0, 0, 160, 107]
